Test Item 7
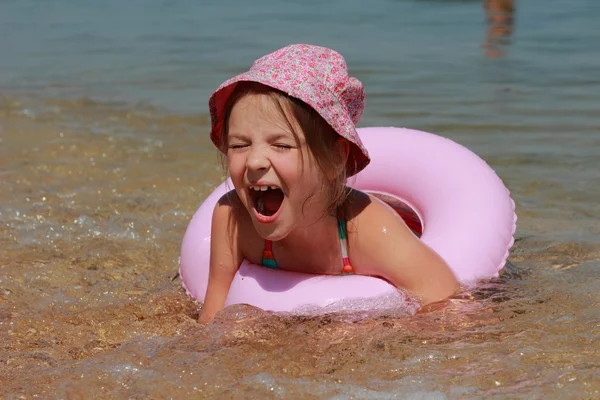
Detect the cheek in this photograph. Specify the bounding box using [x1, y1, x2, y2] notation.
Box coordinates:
[301, 155, 325, 185]
[227, 156, 245, 183]
[275, 156, 304, 187]
[288, 161, 324, 196]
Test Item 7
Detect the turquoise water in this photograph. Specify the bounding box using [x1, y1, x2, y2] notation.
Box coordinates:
[1, 0, 599, 398]
[3, 0, 599, 124]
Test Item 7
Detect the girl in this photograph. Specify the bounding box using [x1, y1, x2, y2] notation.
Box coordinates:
[199, 44, 458, 323]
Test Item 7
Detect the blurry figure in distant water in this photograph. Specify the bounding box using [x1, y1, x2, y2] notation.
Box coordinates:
[483, 0, 516, 58]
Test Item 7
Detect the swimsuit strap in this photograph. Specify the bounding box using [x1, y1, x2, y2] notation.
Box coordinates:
[261, 210, 355, 275]
[261, 239, 279, 269]
[337, 215, 355, 275]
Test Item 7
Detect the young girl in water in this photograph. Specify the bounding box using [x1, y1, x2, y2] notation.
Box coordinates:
[199, 44, 458, 323]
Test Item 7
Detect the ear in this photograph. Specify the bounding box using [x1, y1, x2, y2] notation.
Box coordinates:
[325, 138, 350, 180]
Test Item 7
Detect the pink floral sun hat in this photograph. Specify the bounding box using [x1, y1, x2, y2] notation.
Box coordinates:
[209, 44, 370, 176]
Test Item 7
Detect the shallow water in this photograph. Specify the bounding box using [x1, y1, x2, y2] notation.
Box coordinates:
[1, 0, 599, 398]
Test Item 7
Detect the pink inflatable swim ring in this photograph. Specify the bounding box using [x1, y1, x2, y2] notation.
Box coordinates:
[180, 127, 517, 312]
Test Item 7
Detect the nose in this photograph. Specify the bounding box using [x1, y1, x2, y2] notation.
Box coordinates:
[246, 145, 270, 172]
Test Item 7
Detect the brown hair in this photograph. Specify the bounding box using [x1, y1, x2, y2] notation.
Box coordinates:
[219, 82, 351, 217]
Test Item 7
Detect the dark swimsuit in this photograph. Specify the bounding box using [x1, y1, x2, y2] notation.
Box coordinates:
[261, 214, 355, 275]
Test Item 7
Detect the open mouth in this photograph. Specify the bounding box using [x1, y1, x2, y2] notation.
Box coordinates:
[249, 185, 284, 217]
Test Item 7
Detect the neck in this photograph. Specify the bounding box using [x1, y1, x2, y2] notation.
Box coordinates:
[277, 210, 338, 251]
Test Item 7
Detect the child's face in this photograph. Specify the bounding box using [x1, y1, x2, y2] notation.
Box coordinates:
[226, 93, 328, 240]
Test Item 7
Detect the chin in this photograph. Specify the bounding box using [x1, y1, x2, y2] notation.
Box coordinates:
[251, 218, 292, 242]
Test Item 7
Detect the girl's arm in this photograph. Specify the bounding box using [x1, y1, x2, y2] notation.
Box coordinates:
[198, 194, 244, 324]
[351, 199, 459, 306]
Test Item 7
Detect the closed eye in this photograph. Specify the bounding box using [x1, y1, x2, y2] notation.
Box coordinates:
[228, 144, 249, 150]
[273, 144, 293, 150]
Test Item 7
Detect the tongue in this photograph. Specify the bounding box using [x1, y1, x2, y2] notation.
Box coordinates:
[261, 190, 283, 214]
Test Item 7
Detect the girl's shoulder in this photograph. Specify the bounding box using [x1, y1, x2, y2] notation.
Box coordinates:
[343, 189, 401, 227]
[343, 189, 418, 272]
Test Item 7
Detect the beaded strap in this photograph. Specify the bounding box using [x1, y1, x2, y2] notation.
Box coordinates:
[262, 239, 278, 269]
[337, 217, 355, 275]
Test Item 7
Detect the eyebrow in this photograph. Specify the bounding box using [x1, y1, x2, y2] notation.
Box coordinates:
[227, 132, 247, 140]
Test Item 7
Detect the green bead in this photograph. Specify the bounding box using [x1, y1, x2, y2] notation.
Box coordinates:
[262, 258, 278, 269]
